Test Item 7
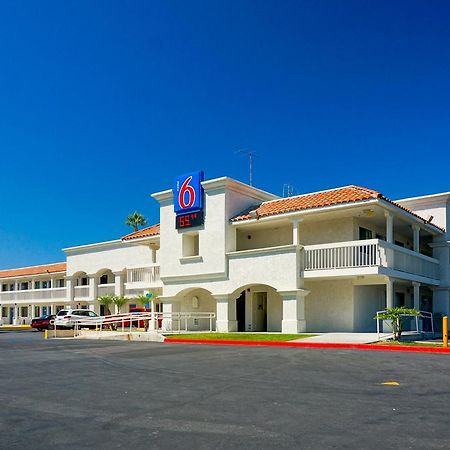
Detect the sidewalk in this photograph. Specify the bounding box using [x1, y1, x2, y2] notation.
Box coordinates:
[292, 332, 391, 344]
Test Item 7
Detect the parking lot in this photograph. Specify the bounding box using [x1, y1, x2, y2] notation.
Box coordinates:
[1, 331, 450, 449]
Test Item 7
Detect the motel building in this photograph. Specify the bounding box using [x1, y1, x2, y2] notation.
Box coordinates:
[1, 173, 449, 335]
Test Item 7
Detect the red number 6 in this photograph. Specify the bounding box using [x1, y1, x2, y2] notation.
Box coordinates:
[178, 176, 196, 209]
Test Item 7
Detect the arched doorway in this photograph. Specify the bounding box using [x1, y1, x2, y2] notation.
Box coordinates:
[175, 287, 217, 332]
[231, 284, 282, 332]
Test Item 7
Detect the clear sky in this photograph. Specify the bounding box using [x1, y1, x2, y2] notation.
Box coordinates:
[1, 0, 449, 268]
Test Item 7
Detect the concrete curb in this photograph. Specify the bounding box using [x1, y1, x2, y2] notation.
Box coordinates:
[165, 338, 450, 354]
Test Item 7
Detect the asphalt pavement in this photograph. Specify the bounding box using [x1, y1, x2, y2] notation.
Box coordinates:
[1, 330, 450, 449]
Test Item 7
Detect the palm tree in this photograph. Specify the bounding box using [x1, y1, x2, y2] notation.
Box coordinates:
[112, 295, 129, 314]
[135, 294, 150, 310]
[125, 212, 147, 232]
[97, 294, 115, 315]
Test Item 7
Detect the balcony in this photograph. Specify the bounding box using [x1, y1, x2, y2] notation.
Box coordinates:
[97, 283, 115, 296]
[125, 265, 161, 290]
[0, 287, 67, 303]
[303, 239, 440, 283]
[74, 285, 90, 300]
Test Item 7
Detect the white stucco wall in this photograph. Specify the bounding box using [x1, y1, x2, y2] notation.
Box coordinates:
[300, 218, 355, 245]
[353, 285, 385, 332]
[304, 279, 354, 332]
[66, 241, 153, 276]
[236, 225, 292, 251]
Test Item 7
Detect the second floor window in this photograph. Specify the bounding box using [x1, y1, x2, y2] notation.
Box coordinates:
[99, 275, 108, 285]
[359, 227, 373, 240]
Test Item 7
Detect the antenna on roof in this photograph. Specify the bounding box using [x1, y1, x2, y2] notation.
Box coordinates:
[283, 184, 296, 197]
[235, 149, 258, 186]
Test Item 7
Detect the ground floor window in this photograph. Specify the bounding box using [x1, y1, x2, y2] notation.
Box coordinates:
[1, 307, 7, 317]
[20, 306, 28, 317]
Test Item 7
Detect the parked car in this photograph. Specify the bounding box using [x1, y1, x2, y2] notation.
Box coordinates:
[54, 309, 101, 329]
[31, 314, 56, 331]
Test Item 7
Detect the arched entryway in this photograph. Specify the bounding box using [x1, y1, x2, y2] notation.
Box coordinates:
[174, 287, 217, 332]
[230, 284, 282, 332]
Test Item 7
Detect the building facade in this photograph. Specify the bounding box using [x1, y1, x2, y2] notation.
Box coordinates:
[1, 176, 449, 334]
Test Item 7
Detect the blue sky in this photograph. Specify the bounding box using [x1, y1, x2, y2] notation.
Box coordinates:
[1, 0, 449, 268]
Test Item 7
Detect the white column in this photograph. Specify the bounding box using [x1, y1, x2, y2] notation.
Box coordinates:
[88, 275, 97, 302]
[114, 272, 124, 297]
[149, 299, 156, 331]
[412, 282, 420, 310]
[385, 212, 394, 244]
[292, 219, 302, 246]
[31, 304, 35, 319]
[66, 277, 74, 303]
[279, 289, 309, 333]
[386, 279, 394, 308]
[13, 305, 19, 325]
[215, 294, 237, 332]
[412, 225, 420, 253]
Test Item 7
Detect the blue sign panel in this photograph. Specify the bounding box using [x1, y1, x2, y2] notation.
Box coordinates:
[174, 171, 204, 215]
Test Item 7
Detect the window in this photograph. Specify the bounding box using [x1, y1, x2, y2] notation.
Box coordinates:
[34, 281, 41, 290]
[20, 282, 29, 291]
[1, 307, 7, 317]
[99, 274, 108, 285]
[182, 232, 199, 257]
[359, 227, 373, 240]
[20, 306, 28, 317]
[9, 284, 15, 291]
[35, 306, 40, 317]
[77, 277, 88, 286]
[42, 280, 51, 289]
[2, 284, 7, 292]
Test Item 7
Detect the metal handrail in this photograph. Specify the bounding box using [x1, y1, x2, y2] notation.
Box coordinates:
[376, 310, 434, 339]
[50, 311, 216, 337]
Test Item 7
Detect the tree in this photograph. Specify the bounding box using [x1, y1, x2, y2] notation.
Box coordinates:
[97, 294, 115, 315]
[135, 294, 150, 310]
[125, 212, 147, 232]
[112, 295, 129, 314]
[375, 307, 420, 341]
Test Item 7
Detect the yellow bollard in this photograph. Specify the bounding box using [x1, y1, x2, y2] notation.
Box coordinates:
[44, 330, 48, 340]
[443, 316, 448, 348]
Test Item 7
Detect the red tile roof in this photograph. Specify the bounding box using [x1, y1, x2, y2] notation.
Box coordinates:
[122, 224, 160, 241]
[0, 262, 67, 279]
[231, 185, 445, 231]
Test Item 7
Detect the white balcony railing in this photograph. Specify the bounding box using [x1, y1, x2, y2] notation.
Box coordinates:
[0, 287, 67, 303]
[74, 285, 90, 299]
[97, 284, 115, 296]
[304, 240, 379, 270]
[126, 266, 160, 287]
[304, 239, 440, 280]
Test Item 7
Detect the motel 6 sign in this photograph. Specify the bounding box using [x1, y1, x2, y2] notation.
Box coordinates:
[174, 171, 205, 229]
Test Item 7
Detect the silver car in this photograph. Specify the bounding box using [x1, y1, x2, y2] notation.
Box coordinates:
[54, 309, 101, 329]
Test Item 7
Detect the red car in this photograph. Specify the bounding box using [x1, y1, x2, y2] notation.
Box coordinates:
[31, 315, 56, 331]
